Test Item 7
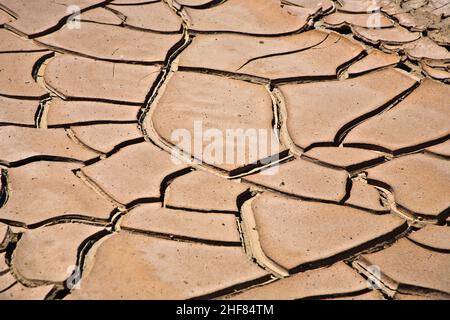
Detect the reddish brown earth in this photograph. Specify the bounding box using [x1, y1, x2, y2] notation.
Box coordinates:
[0, 0, 449, 300]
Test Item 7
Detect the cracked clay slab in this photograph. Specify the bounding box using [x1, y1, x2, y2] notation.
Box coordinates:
[81, 142, 188, 205]
[279, 68, 418, 150]
[246, 192, 406, 272]
[355, 238, 450, 298]
[66, 231, 268, 299]
[44, 55, 160, 104]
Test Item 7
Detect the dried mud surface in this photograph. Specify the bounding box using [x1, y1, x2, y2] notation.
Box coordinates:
[0, 0, 449, 300]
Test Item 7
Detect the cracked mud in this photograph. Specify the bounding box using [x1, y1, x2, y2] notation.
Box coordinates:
[0, 0, 449, 300]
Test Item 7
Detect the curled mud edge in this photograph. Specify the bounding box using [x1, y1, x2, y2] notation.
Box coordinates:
[240, 194, 290, 278]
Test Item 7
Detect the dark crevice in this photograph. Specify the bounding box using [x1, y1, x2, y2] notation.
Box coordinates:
[271, 74, 337, 85]
[105, 0, 160, 6]
[3, 233, 20, 267]
[0, 4, 17, 19]
[42, 94, 144, 107]
[347, 134, 450, 158]
[235, 189, 276, 274]
[396, 61, 413, 73]
[425, 149, 450, 160]
[0, 49, 48, 54]
[396, 283, 450, 300]
[323, 24, 353, 35]
[121, 227, 242, 247]
[345, 202, 391, 215]
[345, 261, 393, 300]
